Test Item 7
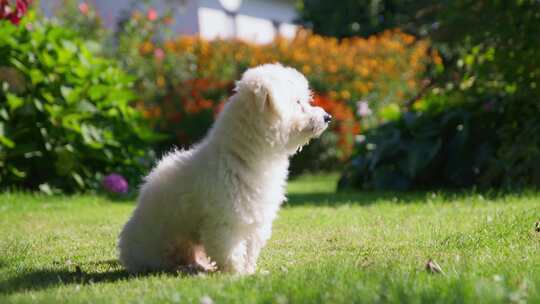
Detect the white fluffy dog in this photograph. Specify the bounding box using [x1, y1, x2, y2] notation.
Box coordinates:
[118, 63, 331, 275]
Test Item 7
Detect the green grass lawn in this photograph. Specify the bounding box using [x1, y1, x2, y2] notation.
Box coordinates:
[1, 174, 539, 303]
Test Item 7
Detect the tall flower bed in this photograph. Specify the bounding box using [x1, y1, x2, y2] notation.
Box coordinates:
[52, 3, 436, 173]
[138, 29, 434, 171]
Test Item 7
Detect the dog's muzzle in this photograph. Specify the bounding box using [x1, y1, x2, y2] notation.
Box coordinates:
[324, 114, 332, 123]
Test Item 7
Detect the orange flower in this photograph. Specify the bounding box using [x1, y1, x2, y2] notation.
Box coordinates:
[139, 41, 154, 55]
[197, 99, 213, 110]
[184, 100, 199, 114]
[132, 10, 142, 21]
[145, 29, 434, 156]
[156, 76, 166, 88]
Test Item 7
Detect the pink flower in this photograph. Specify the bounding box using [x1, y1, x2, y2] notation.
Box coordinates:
[78, 2, 89, 15]
[154, 48, 165, 61]
[1, 4, 13, 17]
[356, 100, 372, 117]
[147, 8, 158, 21]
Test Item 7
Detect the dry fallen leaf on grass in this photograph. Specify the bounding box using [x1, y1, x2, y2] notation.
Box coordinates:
[425, 259, 445, 275]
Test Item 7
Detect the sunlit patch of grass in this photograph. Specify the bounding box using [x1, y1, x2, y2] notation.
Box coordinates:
[1, 176, 539, 303]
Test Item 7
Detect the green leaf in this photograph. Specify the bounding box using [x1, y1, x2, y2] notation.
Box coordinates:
[71, 172, 85, 188]
[57, 47, 74, 64]
[41, 52, 56, 68]
[0, 108, 9, 120]
[9, 165, 26, 178]
[6, 94, 24, 112]
[504, 84, 517, 94]
[373, 166, 411, 190]
[61, 113, 84, 131]
[29, 68, 45, 84]
[105, 90, 137, 106]
[33, 98, 44, 112]
[76, 100, 98, 113]
[464, 54, 475, 67]
[379, 103, 401, 121]
[39, 183, 54, 195]
[42, 91, 54, 103]
[81, 124, 104, 148]
[61, 39, 78, 53]
[0, 122, 15, 148]
[60, 86, 80, 104]
[88, 85, 108, 101]
[405, 139, 442, 178]
[60, 86, 73, 100]
[55, 146, 76, 176]
[0, 136, 14, 148]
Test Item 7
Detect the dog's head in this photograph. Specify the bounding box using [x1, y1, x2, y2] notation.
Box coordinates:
[235, 63, 331, 154]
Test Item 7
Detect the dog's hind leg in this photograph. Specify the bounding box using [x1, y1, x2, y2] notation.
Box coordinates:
[167, 240, 217, 274]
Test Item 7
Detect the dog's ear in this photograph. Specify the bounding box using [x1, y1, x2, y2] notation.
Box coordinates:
[237, 79, 280, 115]
[250, 81, 270, 112]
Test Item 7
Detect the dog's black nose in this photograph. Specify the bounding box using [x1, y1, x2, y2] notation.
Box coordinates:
[324, 114, 332, 123]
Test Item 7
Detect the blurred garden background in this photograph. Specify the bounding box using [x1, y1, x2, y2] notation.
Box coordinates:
[1, 1, 540, 303]
[1, 0, 539, 194]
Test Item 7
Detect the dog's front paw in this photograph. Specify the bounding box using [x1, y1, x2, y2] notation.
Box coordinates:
[202, 260, 218, 273]
[176, 260, 217, 275]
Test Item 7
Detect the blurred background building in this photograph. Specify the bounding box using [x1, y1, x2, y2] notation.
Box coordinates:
[41, 0, 298, 44]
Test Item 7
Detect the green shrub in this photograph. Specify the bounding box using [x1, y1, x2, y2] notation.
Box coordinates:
[421, 0, 540, 188]
[443, 1, 540, 187]
[0, 15, 154, 193]
[338, 103, 502, 191]
[340, 0, 540, 190]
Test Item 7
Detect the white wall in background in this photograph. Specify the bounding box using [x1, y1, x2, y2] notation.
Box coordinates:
[41, 0, 298, 44]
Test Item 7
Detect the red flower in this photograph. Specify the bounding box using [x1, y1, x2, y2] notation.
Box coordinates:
[312, 93, 360, 158]
[0, 0, 30, 25]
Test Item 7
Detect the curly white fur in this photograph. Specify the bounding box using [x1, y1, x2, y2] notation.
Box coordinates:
[118, 63, 330, 275]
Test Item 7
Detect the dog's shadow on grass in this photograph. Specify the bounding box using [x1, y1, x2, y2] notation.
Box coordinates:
[285, 191, 428, 207]
[0, 259, 174, 295]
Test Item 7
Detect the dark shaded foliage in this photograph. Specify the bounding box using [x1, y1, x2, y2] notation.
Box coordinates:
[339, 104, 502, 190]
[331, 0, 540, 189]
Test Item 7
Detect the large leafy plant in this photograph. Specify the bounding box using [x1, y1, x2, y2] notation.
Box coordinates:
[338, 103, 501, 191]
[0, 15, 154, 193]
[339, 0, 540, 189]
